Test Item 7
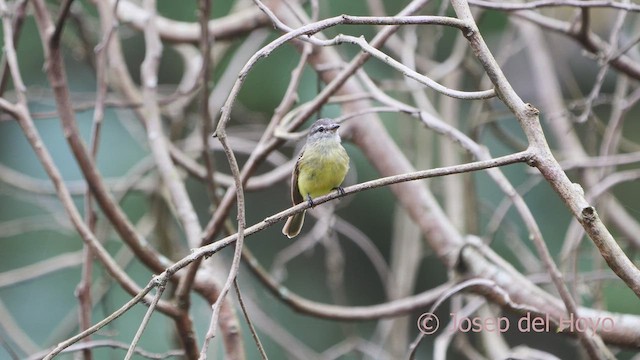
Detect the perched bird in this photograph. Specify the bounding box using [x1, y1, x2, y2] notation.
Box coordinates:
[282, 118, 350, 238]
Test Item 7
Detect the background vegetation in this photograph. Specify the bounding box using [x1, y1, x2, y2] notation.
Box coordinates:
[1, 0, 640, 359]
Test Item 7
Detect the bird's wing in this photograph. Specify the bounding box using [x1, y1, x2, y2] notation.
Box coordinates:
[291, 149, 304, 205]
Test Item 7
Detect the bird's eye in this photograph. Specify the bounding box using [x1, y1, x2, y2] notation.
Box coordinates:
[317, 126, 325, 133]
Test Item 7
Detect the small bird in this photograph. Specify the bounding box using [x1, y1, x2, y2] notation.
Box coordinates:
[282, 118, 350, 238]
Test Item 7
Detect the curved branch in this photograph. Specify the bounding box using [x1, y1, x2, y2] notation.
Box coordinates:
[514, 10, 640, 80]
[468, 0, 640, 11]
[325, 34, 495, 99]
[114, 0, 270, 42]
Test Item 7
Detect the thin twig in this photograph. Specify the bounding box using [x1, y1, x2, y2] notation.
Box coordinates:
[30, 339, 183, 360]
[234, 279, 268, 360]
[125, 279, 168, 360]
[468, 0, 640, 11]
[43, 278, 160, 359]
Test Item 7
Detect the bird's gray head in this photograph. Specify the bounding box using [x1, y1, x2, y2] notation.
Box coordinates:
[307, 118, 341, 142]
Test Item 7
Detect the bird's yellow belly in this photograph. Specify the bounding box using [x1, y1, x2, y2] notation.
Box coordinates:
[297, 144, 349, 199]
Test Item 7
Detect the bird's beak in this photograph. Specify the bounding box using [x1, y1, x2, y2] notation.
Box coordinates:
[329, 123, 340, 131]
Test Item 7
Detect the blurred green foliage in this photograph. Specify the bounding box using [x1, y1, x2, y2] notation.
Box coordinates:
[1, 1, 639, 359]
